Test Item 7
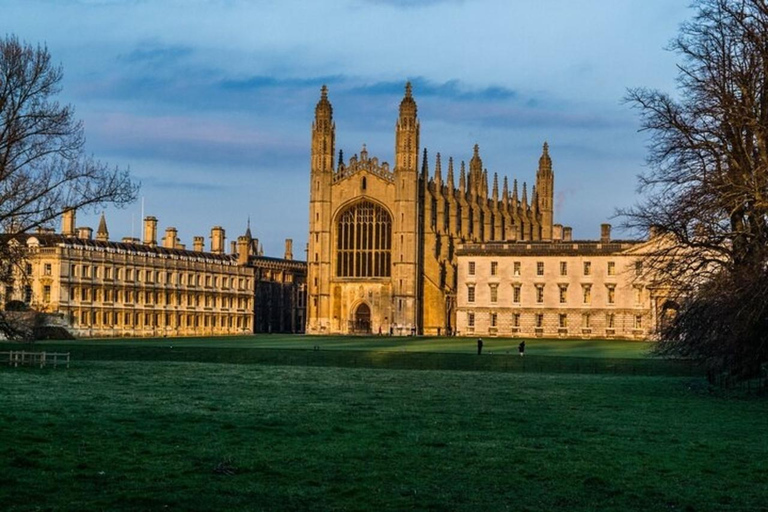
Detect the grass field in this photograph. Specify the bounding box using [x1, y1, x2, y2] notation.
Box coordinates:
[0, 337, 765, 511]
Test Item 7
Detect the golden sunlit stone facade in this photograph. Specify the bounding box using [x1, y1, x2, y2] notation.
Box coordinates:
[7, 211, 306, 337]
[307, 83, 556, 335]
[455, 227, 675, 339]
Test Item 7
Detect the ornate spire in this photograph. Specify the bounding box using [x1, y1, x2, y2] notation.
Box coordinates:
[447, 157, 455, 189]
[245, 217, 252, 240]
[469, 144, 482, 194]
[96, 212, 108, 242]
[434, 153, 442, 185]
[538, 141, 552, 173]
[482, 169, 489, 198]
[421, 148, 428, 178]
[522, 182, 528, 208]
[502, 176, 509, 206]
[338, 149, 344, 168]
[399, 81, 417, 118]
[459, 161, 466, 193]
[492, 173, 499, 201]
[531, 185, 539, 213]
[315, 85, 333, 120]
[512, 179, 519, 205]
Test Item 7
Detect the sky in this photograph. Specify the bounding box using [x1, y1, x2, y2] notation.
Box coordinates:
[3, 0, 693, 257]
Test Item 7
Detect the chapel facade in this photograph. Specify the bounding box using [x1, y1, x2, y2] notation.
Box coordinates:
[306, 83, 559, 335]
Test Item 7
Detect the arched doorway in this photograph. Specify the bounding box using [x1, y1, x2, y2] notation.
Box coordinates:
[352, 303, 371, 334]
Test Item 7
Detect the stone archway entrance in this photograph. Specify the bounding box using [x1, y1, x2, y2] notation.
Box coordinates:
[351, 303, 371, 334]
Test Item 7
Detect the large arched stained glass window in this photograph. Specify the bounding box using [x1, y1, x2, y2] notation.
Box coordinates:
[336, 201, 392, 277]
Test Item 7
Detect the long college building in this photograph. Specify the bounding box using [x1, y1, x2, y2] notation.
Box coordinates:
[307, 83, 560, 335]
[7, 211, 306, 337]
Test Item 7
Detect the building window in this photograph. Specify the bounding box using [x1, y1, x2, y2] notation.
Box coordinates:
[490, 312, 497, 327]
[559, 261, 567, 276]
[559, 314, 568, 328]
[634, 286, 643, 305]
[468, 312, 475, 327]
[490, 261, 498, 276]
[513, 261, 521, 276]
[536, 261, 544, 276]
[582, 313, 591, 328]
[607, 313, 615, 329]
[44, 263, 52, 276]
[512, 313, 520, 327]
[583, 261, 592, 276]
[536, 285, 544, 303]
[489, 285, 498, 303]
[467, 285, 476, 303]
[42, 285, 51, 303]
[513, 285, 521, 304]
[468, 261, 476, 276]
[635, 260, 643, 276]
[634, 315, 643, 329]
[559, 284, 568, 304]
[535, 313, 544, 328]
[336, 201, 392, 278]
[607, 261, 616, 276]
[606, 285, 615, 304]
[582, 284, 592, 304]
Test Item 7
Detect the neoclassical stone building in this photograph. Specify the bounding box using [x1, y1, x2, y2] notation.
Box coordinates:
[7, 211, 306, 337]
[454, 226, 674, 339]
[306, 83, 558, 335]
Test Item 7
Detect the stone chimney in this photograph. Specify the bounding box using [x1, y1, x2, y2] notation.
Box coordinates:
[563, 227, 573, 242]
[284, 239, 293, 260]
[163, 227, 178, 249]
[552, 224, 563, 242]
[77, 227, 93, 240]
[122, 236, 139, 244]
[237, 236, 250, 265]
[62, 209, 76, 237]
[230, 241, 238, 255]
[193, 236, 204, 252]
[143, 216, 158, 247]
[600, 223, 612, 243]
[210, 226, 225, 254]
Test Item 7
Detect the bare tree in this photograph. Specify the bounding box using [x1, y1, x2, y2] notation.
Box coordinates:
[623, 0, 768, 379]
[0, 35, 138, 338]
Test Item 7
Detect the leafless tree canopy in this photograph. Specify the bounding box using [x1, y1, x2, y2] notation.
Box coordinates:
[0, 35, 138, 236]
[623, 0, 768, 378]
[0, 35, 138, 339]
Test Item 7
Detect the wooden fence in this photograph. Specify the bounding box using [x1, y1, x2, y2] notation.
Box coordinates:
[0, 351, 70, 369]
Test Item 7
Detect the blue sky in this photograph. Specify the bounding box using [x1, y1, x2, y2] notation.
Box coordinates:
[3, 0, 692, 256]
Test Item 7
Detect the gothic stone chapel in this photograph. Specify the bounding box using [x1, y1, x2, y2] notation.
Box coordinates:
[306, 83, 555, 335]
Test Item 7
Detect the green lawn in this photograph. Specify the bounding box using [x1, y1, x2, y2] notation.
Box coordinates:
[34, 333, 653, 358]
[0, 361, 765, 511]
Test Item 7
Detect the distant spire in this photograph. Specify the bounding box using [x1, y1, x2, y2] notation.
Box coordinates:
[245, 217, 252, 239]
[421, 148, 428, 178]
[459, 161, 466, 193]
[538, 141, 552, 173]
[434, 153, 442, 185]
[512, 179, 519, 205]
[522, 182, 528, 208]
[492, 173, 499, 201]
[399, 81, 417, 118]
[447, 157, 455, 189]
[315, 85, 332, 119]
[502, 176, 509, 206]
[96, 212, 108, 242]
[531, 185, 539, 213]
[482, 169, 489, 198]
[338, 149, 344, 167]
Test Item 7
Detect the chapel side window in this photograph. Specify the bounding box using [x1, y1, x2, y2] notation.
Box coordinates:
[336, 201, 392, 278]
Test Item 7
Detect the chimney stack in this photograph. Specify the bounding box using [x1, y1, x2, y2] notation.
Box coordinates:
[237, 236, 250, 265]
[600, 223, 612, 243]
[284, 239, 293, 260]
[230, 241, 238, 255]
[193, 236, 204, 252]
[77, 227, 93, 240]
[143, 216, 158, 247]
[552, 224, 563, 242]
[163, 227, 178, 249]
[62, 209, 76, 237]
[563, 226, 573, 242]
[210, 226, 225, 254]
